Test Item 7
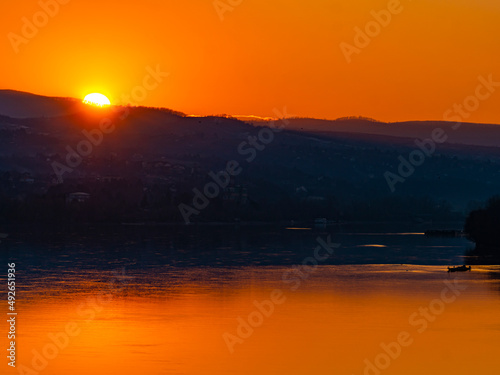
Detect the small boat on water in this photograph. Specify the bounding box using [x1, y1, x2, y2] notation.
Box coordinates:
[448, 265, 471, 272]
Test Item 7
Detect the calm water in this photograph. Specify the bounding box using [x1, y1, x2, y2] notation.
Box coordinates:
[1, 224, 500, 374]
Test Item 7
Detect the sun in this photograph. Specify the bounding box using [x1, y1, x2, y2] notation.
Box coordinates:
[83, 93, 111, 107]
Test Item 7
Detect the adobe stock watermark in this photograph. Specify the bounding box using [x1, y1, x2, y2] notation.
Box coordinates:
[340, 0, 408, 63]
[213, 0, 243, 21]
[8, 0, 71, 54]
[356, 277, 467, 375]
[223, 236, 340, 354]
[16, 268, 134, 375]
[384, 74, 500, 193]
[51, 65, 169, 183]
[178, 107, 292, 224]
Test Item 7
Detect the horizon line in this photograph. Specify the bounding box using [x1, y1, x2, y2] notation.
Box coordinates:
[1, 88, 499, 126]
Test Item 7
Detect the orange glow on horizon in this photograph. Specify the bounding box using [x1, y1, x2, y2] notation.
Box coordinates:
[1, 0, 499, 123]
[7, 266, 500, 375]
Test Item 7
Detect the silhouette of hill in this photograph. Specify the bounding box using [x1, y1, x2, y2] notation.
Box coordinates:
[0, 90, 84, 118]
[251, 117, 500, 149]
[1, 90, 500, 224]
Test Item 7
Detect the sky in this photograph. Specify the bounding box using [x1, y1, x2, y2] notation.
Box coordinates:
[1, 0, 500, 123]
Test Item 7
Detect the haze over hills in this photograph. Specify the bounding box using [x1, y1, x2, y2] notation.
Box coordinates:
[1, 89, 500, 224]
[278, 118, 500, 149]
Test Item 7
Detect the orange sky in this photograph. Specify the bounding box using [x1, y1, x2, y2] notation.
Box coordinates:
[2, 0, 499, 123]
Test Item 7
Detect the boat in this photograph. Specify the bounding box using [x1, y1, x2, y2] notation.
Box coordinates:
[447, 265, 471, 272]
[0, 234, 7, 239]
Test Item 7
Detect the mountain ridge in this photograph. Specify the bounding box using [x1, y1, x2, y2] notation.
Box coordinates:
[1, 89, 500, 223]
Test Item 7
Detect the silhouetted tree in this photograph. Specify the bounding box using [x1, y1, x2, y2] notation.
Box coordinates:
[465, 196, 500, 250]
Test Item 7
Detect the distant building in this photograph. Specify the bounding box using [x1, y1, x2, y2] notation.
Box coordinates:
[223, 186, 248, 205]
[305, 196, 326, 202]
[101, 176, 124, 183]
[66, 192, 91, 204]
[20, 173, 34, 184]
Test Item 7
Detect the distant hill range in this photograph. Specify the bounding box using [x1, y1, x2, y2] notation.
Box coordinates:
[0, 90, 85, 118]
[2, 89, 500, 148]
[0, 89, 499, 223]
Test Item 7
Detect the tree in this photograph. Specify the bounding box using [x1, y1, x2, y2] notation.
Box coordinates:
[464, 196, 500, 249]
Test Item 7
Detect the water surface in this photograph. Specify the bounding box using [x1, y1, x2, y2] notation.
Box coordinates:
[1, 224, 499, 374]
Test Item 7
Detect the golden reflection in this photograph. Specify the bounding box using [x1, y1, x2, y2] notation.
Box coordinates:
[6, 266, 500, 375]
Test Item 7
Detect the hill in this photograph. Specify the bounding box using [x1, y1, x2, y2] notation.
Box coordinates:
[251, 117, 500, 149]
[0, 90, 500, 224]
[0, 90, 85, 118]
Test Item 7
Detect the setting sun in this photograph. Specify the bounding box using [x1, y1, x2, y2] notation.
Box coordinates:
[83, 93, 111, 107]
